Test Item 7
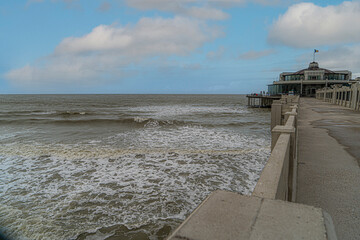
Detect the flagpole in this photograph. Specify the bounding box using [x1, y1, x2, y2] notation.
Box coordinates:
[313, 49, 319, 62]
[313, 50, 315, 62]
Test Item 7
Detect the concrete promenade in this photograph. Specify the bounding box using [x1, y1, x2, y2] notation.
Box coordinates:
[296, 98, 360, 240]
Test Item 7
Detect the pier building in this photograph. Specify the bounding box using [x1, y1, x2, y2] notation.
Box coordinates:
[268, 62, 353, 97]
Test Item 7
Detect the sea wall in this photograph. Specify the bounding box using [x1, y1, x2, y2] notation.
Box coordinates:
[316, 82, 360, 110]
[252, 95, 299, 202]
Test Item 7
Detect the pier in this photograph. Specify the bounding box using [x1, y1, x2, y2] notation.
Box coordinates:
[246, 94, 280, 108]
[167, 94, 360, 239]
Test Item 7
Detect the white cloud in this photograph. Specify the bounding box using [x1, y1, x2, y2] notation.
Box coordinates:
[125, 0, 291, 9]
[268, 1, 360, 48]
[5, 17, 221, 90]
[125, 0, 193, 12]
[55, 17, 220, 56]
[186, 6, 229, 20]
[252, 0, 292, 6]
[239, 49, 275, 60]
[125, 0, 230, 20]
[124, 0, 292, 20]
[5, 60, 105, 89]
[26, 0, 294, 17]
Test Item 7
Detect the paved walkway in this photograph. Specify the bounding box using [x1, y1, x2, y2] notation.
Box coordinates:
[296, 98, 360, 240]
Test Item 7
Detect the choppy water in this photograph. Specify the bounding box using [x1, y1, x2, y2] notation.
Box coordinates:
[0, 94, 270, 240]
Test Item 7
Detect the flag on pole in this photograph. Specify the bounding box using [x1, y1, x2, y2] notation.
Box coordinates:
[313, 49, 319, 62]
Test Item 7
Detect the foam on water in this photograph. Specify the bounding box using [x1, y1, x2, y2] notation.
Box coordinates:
[0, 131, 269, 239]
[126, 105, 249, 117]
[0, 151, 268, 239]
[0, 94, 271, 240]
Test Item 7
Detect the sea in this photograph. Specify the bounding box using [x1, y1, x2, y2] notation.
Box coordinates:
[0, 94, 271, 240]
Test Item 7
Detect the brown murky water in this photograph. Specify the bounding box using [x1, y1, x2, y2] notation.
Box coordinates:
[0, 94, 270, 239]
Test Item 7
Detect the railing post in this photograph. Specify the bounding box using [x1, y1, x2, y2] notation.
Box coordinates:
[271, 101, 282, 130]
[340, 91, 343, 105]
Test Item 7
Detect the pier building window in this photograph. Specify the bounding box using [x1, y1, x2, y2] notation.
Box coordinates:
[308, 75, 320, 80]
[326, 74, 346, 80]
[284, 75, 302, 81]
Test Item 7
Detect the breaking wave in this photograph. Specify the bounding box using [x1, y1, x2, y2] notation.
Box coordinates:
[0, 117, 268, 129]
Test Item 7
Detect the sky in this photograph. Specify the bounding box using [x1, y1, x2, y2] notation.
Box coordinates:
[1, 0, 360, 94]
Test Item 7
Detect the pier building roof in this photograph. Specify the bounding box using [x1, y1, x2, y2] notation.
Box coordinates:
[291, 62, 335, 75]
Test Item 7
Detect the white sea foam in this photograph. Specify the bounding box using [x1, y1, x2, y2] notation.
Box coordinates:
[0, 137, 269, 239]
[112, 124, 270, 151]
[133, 117, 149, 123]
[127, 105, 249, 118]
[0, 94, 270, 240]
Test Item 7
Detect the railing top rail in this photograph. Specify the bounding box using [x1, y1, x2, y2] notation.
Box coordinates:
[285, 115, 296, 127]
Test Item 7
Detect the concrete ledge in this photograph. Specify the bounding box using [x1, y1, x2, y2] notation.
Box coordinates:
[271, 125, 295, 150]
[167, 190, 335, 240]
[253, 133, 290, 200]
[285, 114, 297, 126]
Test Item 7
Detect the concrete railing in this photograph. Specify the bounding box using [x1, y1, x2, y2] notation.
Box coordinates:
[316, 82, 360, 110]
[253, 95, 299, 202]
